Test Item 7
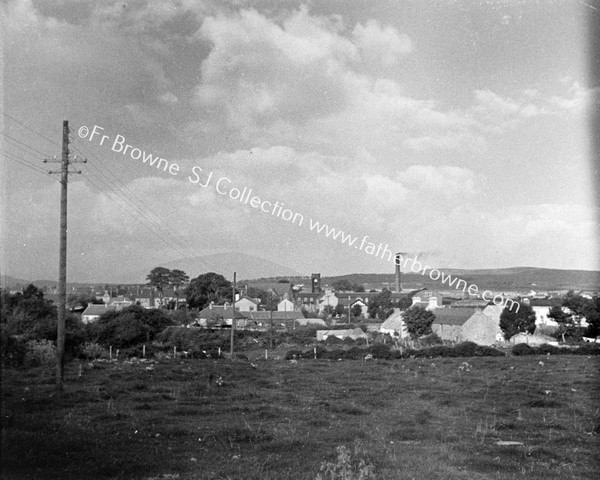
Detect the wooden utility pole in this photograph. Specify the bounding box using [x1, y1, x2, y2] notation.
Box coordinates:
[45, 121, 85, 391]
[230, 272, 236, 358]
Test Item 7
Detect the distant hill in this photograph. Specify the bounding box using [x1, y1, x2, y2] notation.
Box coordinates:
[3, 265, 598, 293]
[250, 267, 600, 293]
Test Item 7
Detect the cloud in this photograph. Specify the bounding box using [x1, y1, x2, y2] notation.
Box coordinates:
[194, 7, 357, 129]
[352, 19, 412, 69]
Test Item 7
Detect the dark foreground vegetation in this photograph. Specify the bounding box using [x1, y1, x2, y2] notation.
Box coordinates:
[2, 355, 599, 480]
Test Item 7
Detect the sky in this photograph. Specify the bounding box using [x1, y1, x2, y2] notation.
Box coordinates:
[1, 0, 599, 282]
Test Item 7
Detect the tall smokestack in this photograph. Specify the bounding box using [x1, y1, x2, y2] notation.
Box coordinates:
[395, 253, 402, 293]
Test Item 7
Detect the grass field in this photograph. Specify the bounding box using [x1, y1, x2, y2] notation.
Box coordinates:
[1, 354, 599, 479]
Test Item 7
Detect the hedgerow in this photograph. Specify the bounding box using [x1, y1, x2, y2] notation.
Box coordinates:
[284, 342, 508, 361]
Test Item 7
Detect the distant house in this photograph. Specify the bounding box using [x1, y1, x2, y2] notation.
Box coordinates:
[277, 297, 295, 312]
[458, 311, 503, 345]
[249, 282, 293, 300]
[431, 309, 476, 343]
[318, 290, 339, 311]
[82, 304, 114, 324]
[481, 304, 504, 325]
[379, 309, 409, 339]
[296, 292, 322, 312]
[196, 303, 248, 328]
[411, 291, 442, 310]
[109, 295, 134, 309]
[235, 297, 259, 312]
[245, 310, 305, 329]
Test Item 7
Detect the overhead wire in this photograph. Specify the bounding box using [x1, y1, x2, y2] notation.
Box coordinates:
[2, 113, 210, 269]
[70, 135, 203, 261]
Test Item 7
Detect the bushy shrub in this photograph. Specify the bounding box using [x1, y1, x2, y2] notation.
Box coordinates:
[89, 306, 173, 349]
[25, 339, 57, 366]
[573, 343, 600, 355]
[512, 343, 537, 356]
[158, 326, 251, 355]
[325, 336, 344, 346]
[474, 345, 505, 357]
[341, 347, 365, 360]
[367, 344, 393, 359]
[420, 345, 454, 358]
[285, 349, 303, 360]
[80, 342, 106, 360]
[536, 343, 562, 355]
[452, 341, 478, 357]
[420, 333, 443, 346]
[1, 332, 27, 367]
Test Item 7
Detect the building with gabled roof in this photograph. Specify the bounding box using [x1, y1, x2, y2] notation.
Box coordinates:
[82, 304, 115, 323]
[431, 308, 475, 342]
[235, 296, 259, 312]
[379, 308, 409, 339]
[196, 303, 248, 328]
[245, 310, 305, 329]
[458, 311, 503, 345]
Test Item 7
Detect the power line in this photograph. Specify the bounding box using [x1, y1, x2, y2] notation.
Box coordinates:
[0, 131, 53, 157]
[1, 112, 63, 149]
[0, 151, 57, 180]
[70, 135, 204, 259]
[2, 112, 210, 268]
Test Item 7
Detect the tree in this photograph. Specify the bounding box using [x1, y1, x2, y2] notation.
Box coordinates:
[547, 305, 574, 342]
[89, 305, 173, 349]
[368, 289, 393, 319]
[351, 303, 363, 319]
[185, 272, 232, 310]
[321, 305, 335, 319]
[397, 295, 413, 310]
[245, 286, 272, 309]
[403, 305, 435, 338]
[332, 279, 353, 292]
[499, 302, 536, 340]
[584, 296, 600, 338]
[334, 304, 345, 318]
[551, 292, 600, 340]
[353, 284, 365, 293]
[67, 292, 98, 310]
[146, 267, 171, 306]
[168, 269, 189, 309]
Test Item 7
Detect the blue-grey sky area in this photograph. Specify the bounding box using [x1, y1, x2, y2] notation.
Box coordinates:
[1, 0, 598, 281]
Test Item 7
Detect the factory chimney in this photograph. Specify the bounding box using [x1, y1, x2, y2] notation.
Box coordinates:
[395, 253, 402, 294]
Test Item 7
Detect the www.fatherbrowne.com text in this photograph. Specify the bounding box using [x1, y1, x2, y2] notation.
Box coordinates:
[79, 124, 520, 313]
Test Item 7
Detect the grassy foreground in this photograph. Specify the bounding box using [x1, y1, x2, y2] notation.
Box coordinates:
[1, 355, 599, 479]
